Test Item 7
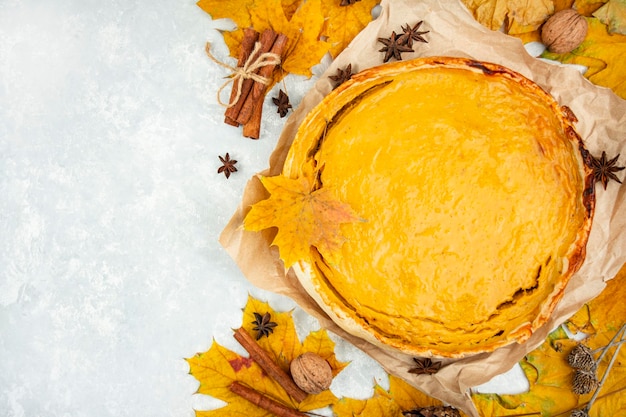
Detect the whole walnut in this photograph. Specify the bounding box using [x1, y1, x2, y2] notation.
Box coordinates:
[289, 352, 333, 394]
[541, 9, 588, 54]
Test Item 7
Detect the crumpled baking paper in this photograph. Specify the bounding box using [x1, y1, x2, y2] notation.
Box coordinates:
[220, 0, 626, 414]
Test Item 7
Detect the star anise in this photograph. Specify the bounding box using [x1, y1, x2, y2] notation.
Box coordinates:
[378, 31, 414, 63]
[399, 21, 429, 47]
[251, 312, 278, 340]
[217, 153, 237, 179]
[590, 151, 624, 189]
[272, 89, 292, 118]
[408, 357, 442, 375]
[340, 0, 361, 5]
[329, 64, 353, 90]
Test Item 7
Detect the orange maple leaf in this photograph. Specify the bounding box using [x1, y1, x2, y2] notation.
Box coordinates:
[243, 174, 361, 269]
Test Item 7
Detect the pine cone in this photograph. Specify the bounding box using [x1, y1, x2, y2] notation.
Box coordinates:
[572, 369, 598, 395]
[568, 344, 595, 371]
[403, 405, 461, 417]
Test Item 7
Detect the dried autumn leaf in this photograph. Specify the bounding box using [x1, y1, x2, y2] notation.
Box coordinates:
[460, 0, 554, 34]
[574, 0, 610, 16]
[197, 0, 333, 84]
[593, 0, 626, 34]
[320, 0, 380, 57]
[248, 0, 331, 78]
[385, 375, 457, 411]
[186, 295, 347, 416]
[472, 265, 626, 416]
[472, 327, 581, 416]
[564, 264, 626, 415]
[334, 375, 467, 417]
[541, 17, 626, 99]
[333, 395, 403, 417]
[243, 174, 361, 268]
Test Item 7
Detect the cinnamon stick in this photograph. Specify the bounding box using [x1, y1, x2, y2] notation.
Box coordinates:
[229, 382, 307, 417]
[233, 327, 308, 403]
[237, 33, 289, 125]
[242, 97, 264, 139]
[224, 29, 277, 123]
[224, 28, 259, 126]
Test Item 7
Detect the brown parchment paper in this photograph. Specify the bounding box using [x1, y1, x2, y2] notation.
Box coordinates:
[220, 0, 626, 414]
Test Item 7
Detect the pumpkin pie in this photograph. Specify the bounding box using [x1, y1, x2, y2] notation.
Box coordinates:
[283, 57, 595, 357]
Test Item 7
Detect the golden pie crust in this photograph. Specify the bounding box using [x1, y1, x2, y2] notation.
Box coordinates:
[283, 57, 595, 357]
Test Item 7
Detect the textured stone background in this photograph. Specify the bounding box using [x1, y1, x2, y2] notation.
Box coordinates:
[0, 1, 526, 415]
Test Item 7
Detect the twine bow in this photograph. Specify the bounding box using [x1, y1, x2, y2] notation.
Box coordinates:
[205, 42, 282, 108]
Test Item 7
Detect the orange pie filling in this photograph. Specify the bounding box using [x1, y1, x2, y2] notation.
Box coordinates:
[283, 58, 594, 357]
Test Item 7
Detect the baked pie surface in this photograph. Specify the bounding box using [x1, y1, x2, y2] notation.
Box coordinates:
[283, 57, 595, 357]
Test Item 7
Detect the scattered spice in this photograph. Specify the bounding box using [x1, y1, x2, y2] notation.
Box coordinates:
[408, 357, 442, 375]
[378, 31, 414, 62]
[340, 0, 361, 5]
[590, 151, 624, 189]
[329, 63, 353, 89]
[272, 89, 292, 117]
[403, 405, 461, 417]
[399, 21, 429, 47]
[251, 312, 278, 339]
[217, 153, 238, 179]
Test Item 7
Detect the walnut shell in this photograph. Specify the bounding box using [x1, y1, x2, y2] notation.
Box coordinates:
[289, 352, 332, 394]
[541, 9, 588, 54]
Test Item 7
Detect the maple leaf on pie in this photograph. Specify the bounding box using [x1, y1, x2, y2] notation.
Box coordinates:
[243, 174, 361, 268]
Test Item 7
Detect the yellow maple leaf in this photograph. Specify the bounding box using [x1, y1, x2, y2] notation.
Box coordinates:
[473, 264, 626, 416]
[472, 328, 581, 416]
[460, 0, 554, 33]
[197, 0, 332, 82]
[320, 0, 380, 58]
[541, 17, 626, 99]
[249, 0, 331, 78]
[334, 395, 403, 417]
[186, 295, 348, 416]
[243, 174, 361, 269]
[334, 375, 467, 417]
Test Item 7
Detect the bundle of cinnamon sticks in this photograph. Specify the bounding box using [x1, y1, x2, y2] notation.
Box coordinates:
[224, 28, 288, 139]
